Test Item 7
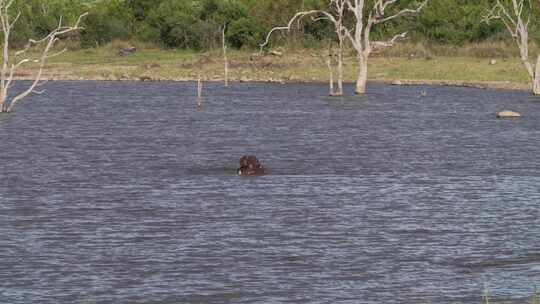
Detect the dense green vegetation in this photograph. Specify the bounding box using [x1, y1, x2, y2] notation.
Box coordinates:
[4, 0, 540, 50]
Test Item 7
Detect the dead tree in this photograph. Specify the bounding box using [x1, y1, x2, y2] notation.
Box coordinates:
[260, 0, 347, 96]
[344, 0, 427, 95]
[319, 0, 346, 96]
[0, 1, 87, 113]
[261, 0, 426, 96]
[221, 23, 229, 87]
[484, 0, 540, 95]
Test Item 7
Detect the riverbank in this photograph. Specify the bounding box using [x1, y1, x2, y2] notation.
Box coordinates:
[16, 47, 532, 91]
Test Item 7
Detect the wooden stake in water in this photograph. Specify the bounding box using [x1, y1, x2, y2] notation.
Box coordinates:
[222, 23, 229, 88]
[197, 74, 203, 108]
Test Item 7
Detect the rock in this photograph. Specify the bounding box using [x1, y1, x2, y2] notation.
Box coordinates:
[237, 155, 266, 176]
[391, 80, 403, 86]
[497, 110, 521, 118]
[489, 59, 497, 65]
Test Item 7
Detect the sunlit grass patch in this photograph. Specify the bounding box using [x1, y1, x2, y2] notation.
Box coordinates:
[14, 44, 533, 90]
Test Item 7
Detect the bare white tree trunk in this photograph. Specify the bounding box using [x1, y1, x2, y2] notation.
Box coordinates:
[356, 55, 368, 95]
[0, 0, 17, 112]
[1, 33, 9, 112]
[485, 0, 539, 95]
[534, 55, 540, 95]
[336, 39, 343, 96]
[0, 0, 86, 113]
[332, 0, 345, 96]
[222, 24, 229, 87]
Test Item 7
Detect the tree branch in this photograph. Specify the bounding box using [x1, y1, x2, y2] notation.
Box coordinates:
[371, 31, 408, 51]
[260, 10, 335, 52]
[375, 0, 428, 24]
[5, 12, 87, 112]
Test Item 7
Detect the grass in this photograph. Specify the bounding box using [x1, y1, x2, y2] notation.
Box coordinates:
[14, 42, 536, 90]
[54, 46, 198, 65]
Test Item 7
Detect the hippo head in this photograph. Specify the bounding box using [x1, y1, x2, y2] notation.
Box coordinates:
[238, 155, 266, 176]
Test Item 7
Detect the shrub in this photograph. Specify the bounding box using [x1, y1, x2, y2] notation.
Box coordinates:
[80, 0, 133, 48]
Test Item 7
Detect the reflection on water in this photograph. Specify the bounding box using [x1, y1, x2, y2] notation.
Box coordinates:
[1, 81, 540, 304]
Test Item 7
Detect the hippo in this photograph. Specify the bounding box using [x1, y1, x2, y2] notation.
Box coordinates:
[237, 155, 266, 176]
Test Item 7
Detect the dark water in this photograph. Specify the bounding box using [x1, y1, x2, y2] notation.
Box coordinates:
[1, 81, 540, 304]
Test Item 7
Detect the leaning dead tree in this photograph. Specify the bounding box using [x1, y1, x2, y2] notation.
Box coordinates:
[260, 0, 347, 96]
[484, 0, 540, 95]
[344, 0, 427, 94]
[0, 0, 86, 113]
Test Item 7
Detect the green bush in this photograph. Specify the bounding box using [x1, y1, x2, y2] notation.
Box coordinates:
[80, 0, 133, 47]
[413, 0, 503, 44]
[143, 0, 204, 48]
[227, 17, 264, 49]
[1, 0, 539, 51]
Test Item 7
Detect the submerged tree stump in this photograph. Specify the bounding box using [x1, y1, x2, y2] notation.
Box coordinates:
[237, 155, 266, 176]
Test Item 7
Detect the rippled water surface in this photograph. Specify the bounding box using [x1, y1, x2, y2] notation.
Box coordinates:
[1, 81, 540, 304]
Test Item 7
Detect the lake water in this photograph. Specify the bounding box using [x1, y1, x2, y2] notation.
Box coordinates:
[1, 81, 540, 304]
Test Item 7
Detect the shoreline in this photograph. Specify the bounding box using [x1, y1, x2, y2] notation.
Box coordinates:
[12, 48, 532, 92]
[17, 74, 529, 91]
